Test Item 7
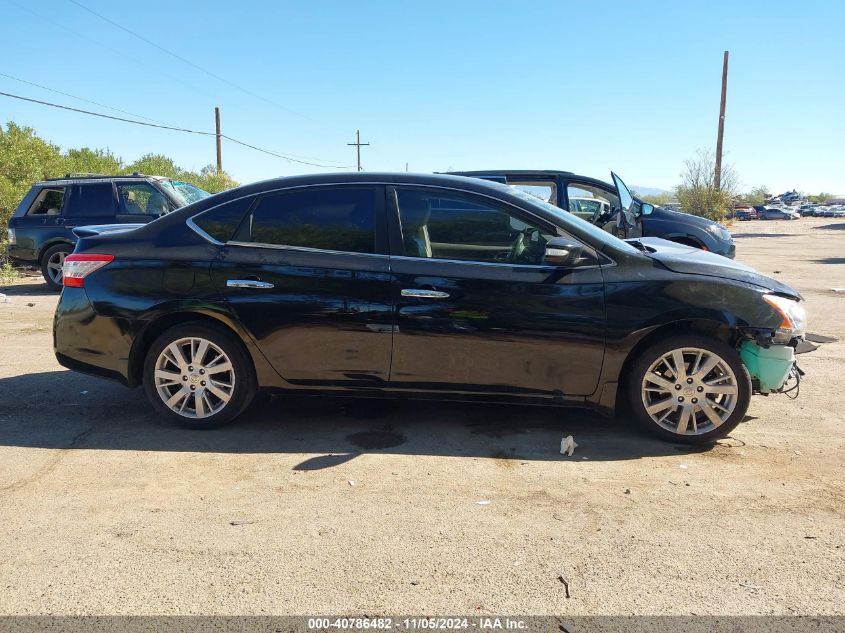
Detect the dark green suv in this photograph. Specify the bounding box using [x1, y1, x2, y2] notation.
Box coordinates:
[7, 174, 210, 289]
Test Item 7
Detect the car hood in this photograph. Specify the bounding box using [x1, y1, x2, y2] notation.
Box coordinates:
[635, 237, 802, 299]
[651, 206, 723, 229]
[72, 224, 145, 238]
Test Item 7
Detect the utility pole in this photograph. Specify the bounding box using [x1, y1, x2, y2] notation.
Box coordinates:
[714, 51, 729, 190]
[347, 129, 369, 172]
[215, 106, 223, 175]
[405, 162, 409, 173]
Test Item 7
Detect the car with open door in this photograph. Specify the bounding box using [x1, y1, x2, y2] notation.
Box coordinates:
[54, 172, 805, 444]
[448, 170, 736, 258]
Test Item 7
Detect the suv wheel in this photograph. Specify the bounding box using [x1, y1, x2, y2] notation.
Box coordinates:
[627, 334, 751, 444]
[41, 244, 73, 291]
[142, 322, 256, 429]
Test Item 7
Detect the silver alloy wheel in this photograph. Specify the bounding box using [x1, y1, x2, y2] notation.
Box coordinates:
[47, 251, 66, 285]
[153, 337, 235, 419]
[641, 347, 739, 435]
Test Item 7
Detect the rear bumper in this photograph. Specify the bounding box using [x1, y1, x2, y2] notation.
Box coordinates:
[7, 244, 38, 265]
[53, 287, 134, 385]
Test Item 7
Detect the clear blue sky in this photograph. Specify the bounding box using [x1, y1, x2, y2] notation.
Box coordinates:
[2, 0, 843, 194]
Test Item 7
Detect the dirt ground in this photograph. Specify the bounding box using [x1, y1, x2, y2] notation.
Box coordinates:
[0, 216, 842, 616]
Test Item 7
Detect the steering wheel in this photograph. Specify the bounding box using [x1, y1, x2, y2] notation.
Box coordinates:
[507, 229, 544, 264]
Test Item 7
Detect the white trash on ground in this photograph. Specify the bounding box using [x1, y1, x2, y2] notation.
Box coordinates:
[560, 435, 578, 457]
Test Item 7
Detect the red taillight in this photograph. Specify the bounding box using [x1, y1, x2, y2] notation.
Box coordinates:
[62, 254, 114, 287]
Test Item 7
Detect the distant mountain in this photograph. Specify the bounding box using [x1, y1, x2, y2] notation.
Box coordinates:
[631, 185, 673, 197]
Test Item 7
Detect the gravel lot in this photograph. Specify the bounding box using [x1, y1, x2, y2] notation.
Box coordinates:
[0, 216, 843, 616]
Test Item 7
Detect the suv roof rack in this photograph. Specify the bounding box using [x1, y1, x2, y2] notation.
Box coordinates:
[42, 172, 153, 182]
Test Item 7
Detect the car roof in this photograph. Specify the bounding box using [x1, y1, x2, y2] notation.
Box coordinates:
[446, 169, 576, 177]
[37, 174, 170, 186]
[169, 171, 570, 227]
[191, 171, 515, 201]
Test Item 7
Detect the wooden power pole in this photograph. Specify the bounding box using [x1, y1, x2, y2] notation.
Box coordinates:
[347, 129, 369, 172]
[215, 106, 222, 175]
[714, 51, 729, 190]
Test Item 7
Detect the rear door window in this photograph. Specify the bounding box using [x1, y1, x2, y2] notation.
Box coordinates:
[192, 196, 255, 243]
[27, 187, 66, 216]
[65, 183, 117, 218]
[505, 181, 558, 206]
[566, 183, 619, 223]
[117, 182, 170, 216]
[241, 187, 377, 254]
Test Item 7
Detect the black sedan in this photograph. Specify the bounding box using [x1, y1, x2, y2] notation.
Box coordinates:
[54, 172, 806, 443]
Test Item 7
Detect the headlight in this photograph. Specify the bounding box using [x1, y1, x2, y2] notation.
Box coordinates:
[763, 294, 807, 342]
[7, 228, 15, 246]
[708, 224, 732, 240]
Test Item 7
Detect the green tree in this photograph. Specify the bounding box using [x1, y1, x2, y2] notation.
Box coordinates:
[124, 153, 184, 179]
[640, 192, 674, 206]
[807, 192, 831, 204]
[740, 185, 769, 206]
[64, 147, 123, 176]
[675, 147, 738, 222]
[192, 164, 239, 194]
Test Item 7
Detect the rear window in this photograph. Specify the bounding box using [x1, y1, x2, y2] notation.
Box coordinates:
[243, 187, 376, 254]
[27, 187, 66, 216]
[192, 196, 255, 243]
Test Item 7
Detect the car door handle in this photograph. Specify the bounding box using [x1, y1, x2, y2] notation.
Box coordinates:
[401, 288, 450, 299]
[227, 279, 274, 289]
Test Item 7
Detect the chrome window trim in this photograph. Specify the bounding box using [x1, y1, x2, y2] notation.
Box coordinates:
[389, 254, 604, 271]
[186, 216, 224, 245]
[226, 240, 389, 260]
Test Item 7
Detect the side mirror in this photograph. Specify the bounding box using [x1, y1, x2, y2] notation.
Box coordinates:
[639, 202, 655, 216]
[544, 237, 584, 266]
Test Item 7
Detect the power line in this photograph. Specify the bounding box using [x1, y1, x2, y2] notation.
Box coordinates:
[0, 71, 170, 125]
[0, 90, 351, 169]
[7, 0, 219, 102]
[0, 68, 346, 165]
[7, 1, 348, 164]
[67, 0, 334, 129]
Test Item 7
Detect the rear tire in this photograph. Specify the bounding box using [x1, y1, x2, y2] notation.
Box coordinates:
[142, 322, 256, 429]
[626, 333, 751, 444]
[41, 244, 73, 291]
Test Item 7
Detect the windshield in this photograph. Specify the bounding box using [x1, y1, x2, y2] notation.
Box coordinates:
[503, 185, 640, 254]
[159, 180, 211, 207]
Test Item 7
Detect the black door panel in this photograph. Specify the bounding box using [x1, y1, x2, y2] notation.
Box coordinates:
[212, 247, 393, 386]
[209, 185, 393, 388]
[389, 258, 606, 396]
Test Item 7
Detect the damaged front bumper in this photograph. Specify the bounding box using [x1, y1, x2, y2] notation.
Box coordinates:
[739, 339, 799, 394]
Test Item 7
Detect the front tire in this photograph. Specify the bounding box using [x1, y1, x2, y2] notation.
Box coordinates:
[142, 322, 256, 429]
[626, 334, 751, 444]
[41, 244, 73, 291]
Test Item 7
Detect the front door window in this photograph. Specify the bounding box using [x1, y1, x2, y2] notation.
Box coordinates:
[117, 183, 170, 216]
[395, 188, 555, 265]
[566, 181, 640, 238]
